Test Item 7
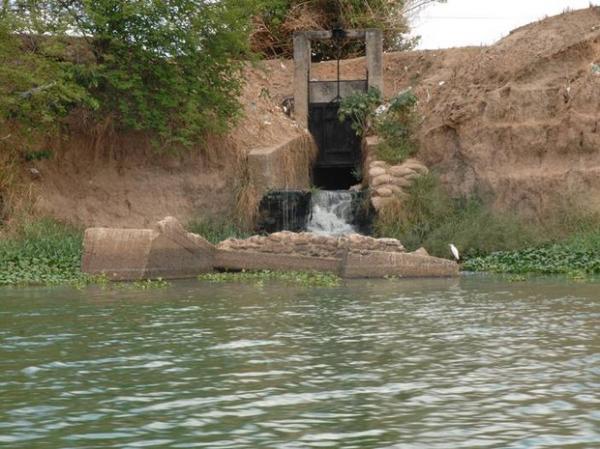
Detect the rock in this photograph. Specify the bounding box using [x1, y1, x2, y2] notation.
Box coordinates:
[82, 216, 214, 280]
[215, 249, 342, 274]
[28, 167, 41, 179]
[377, 238, 405, 247]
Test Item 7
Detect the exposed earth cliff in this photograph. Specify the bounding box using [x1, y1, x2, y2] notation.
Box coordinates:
[19, 7, 600, 226]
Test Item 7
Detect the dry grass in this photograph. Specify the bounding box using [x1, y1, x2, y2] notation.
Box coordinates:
[233, 132, 317, 230]
[251, 3, 325, 57]
[0, 121, 46, 224]
[279, 132, 318, 189]
[235, 172, 261, 230]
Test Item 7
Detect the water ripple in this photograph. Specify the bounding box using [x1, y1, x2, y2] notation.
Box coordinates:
[0, 277, 598, 448]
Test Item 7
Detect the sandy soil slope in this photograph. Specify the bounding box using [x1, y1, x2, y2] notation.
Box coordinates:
[30, 6, 600, 226]
[261, 6, 600, 217]
[31, 66, 304, 227]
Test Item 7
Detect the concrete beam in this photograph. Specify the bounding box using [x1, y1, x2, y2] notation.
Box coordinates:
[247, 133, 316, 195]
[302, 30, 367, 41]
[342, 251, 459, 279]
[215, 249, 343, 275]
[293, 33, 310, 128]
[366, 29, 384, 93]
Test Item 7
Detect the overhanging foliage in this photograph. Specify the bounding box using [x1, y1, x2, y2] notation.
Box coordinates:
[1, 0, 258, 148]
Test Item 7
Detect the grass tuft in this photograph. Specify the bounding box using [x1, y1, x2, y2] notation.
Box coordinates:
[375, 174, 538, 259]
[187, 217, 251, 244]
[375, 173, 600, 275]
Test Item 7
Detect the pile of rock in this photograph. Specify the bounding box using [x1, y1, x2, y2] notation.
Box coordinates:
[368, 158, 429, 210]
[218, 231, 406, 258]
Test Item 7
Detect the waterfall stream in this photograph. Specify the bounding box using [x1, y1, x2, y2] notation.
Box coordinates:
[306, 190, 356, 235]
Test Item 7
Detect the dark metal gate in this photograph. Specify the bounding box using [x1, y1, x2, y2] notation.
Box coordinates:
[309, 102, 362, 168]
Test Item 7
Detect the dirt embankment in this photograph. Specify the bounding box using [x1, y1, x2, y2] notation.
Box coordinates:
[267, 7, 600, 218]
[24, 66, 303, 228]
[21, 6, 600, 226]
[411, 6, 600, 217]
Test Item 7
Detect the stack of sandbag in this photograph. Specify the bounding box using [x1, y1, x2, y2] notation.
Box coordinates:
[368, 158, 429, 210]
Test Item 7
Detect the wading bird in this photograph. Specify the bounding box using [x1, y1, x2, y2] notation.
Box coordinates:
[449, 244, 460, 262]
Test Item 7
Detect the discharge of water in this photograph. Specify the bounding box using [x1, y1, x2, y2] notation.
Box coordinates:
[306, 190, 356, 235]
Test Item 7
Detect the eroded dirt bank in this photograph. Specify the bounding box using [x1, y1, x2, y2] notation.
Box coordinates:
[26, 6, 600, 226]
[27, 65, 304, 228]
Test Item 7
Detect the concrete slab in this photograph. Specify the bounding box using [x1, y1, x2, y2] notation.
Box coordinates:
[215, 249, 342, 275]
[342, 250, 459, 279]
[82, 217, 214, 280]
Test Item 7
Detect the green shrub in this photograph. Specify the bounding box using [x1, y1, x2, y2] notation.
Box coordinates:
[338, 88, 419, 164]
[463, 230, 600, 275]
[374, 90, 418, 164]
[375, 174, 544, 259]
[0, 19, 92, 130]
[337, 87, 382, 137]
[1, 0, 257, 148]
[0, 219, 88, 286]
[187, 217, 251, 244]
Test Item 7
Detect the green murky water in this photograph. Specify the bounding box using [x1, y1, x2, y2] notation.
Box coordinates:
[0, 277, 598, 448]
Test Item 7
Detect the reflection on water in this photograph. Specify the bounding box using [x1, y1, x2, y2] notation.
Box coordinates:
[0, 277, 598, 448]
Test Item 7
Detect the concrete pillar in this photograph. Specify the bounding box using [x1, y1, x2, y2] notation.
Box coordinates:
[293, 32, 310, 129]
[366, 29, 384, 94]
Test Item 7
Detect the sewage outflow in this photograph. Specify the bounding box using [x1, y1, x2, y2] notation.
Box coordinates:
[307, 190, 356, 235]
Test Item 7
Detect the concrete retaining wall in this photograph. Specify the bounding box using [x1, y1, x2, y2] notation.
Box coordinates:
[82, 217, 459, 281]
[247, 132, 317, 195]
[215, 249, 342, 275]
[82, 217, 214, 280]
[343, 251, 459, 279]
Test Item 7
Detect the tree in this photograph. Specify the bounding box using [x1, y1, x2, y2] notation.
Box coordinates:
[0, 0, 258, 148]
[251, 0, 445, 60]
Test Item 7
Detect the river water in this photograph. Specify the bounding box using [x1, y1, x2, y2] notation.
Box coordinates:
[0, 277, 598, 448]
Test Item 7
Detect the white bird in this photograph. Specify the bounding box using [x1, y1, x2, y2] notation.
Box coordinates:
[449, 244, 460, 262]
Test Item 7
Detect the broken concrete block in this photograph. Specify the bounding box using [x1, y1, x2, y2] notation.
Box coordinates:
[82, 216, 214, 280]
[215, 249, 342, 275]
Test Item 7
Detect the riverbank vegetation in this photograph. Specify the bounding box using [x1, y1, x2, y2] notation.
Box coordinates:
[187, 217, 251, 245]
[1, 212, 599, 287]
[338, 87, 419, 164]
[463, 232, 600, 276]
[0, 219, 88, 286]
[0, 0, 255, 147]
[375, 173, 600, 276]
